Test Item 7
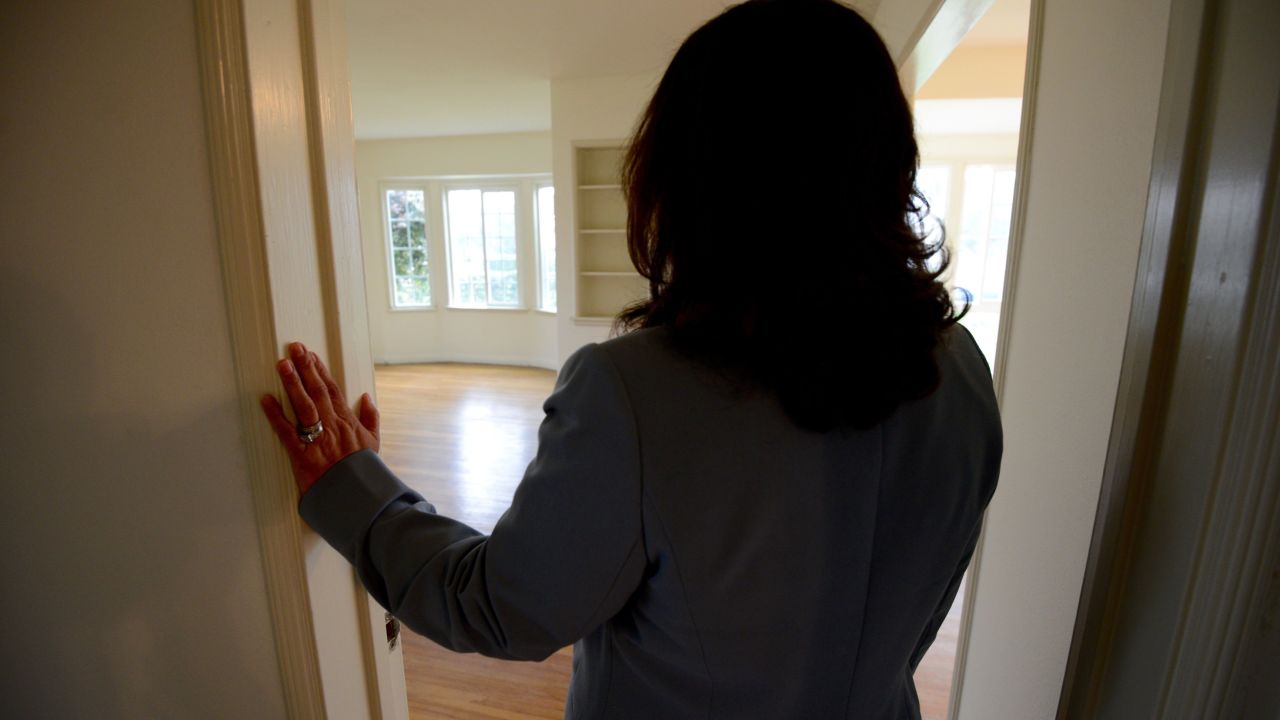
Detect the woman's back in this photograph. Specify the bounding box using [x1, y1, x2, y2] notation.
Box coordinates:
[278, 2, 1003, 717]
[299, 323, 999, 719]
[565, 325, 1001, 718]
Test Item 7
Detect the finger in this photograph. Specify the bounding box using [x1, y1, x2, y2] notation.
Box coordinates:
[277, 357, 319, 426]
[290, 344, 335, 420]
[359, 393, 380, 435]
[314, 354, 355, 422]
[260, 394, 304, 450]
[359, 393, 381, 453]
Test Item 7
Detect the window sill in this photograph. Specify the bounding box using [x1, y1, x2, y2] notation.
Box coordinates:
[389, 304, 435, 313]
[572, 316, 614, 327]
[444, 305, 531, 313]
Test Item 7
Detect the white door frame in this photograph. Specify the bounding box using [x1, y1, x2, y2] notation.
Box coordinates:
[196, 0, 1187, 717]
[947, 0, 1182, 717]
[195, 0, 406, 717]
[194, 0, 999, 714]
[892, 0, 1043, 714]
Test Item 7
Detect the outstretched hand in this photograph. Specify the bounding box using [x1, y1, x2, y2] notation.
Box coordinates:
[260, 342, 380, 496]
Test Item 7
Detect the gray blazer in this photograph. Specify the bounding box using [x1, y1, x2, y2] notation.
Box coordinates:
[301, 326, 1001, 719]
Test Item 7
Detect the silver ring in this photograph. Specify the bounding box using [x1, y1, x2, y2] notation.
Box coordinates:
[297, 420, 324, 444]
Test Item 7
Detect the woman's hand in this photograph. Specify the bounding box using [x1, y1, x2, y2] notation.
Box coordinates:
[260, 342, 380, 496]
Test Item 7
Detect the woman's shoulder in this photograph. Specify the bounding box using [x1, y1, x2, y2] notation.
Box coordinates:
[553, 327, 681, 394]
[589, 325, 746, 402]
[936, 324, 998, 406]
[931, 323, 1003, 454]
[588, 326, 683, 384]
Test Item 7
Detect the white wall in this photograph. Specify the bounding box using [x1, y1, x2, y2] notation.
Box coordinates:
[955, 0, 1173, 716]
[355, 132, 559, 368]
[0, 1, 287, 717]
[550, 73, 660, 363]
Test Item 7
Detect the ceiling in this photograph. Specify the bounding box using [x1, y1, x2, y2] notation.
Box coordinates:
[343, 0, 971, 140]
[346, 0, 730, 139]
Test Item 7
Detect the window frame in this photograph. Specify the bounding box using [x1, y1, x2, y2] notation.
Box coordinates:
[916, 159, 1017, 313]
[380, 182, 433, 311]
[915, 157, 1016, 368]
[441, 181, 525, 310]
[376, 175, 554, 314]
[952, 161, 1016, 312]
[534, 182, 557, 313]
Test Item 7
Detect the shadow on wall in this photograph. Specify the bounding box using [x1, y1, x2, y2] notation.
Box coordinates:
[0, 268, 284, 718]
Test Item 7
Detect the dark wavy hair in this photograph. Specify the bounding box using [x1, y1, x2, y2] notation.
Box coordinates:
[616, 0, 966, 431]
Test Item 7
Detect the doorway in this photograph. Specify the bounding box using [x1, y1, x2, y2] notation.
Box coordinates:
[908, 0, 1031, 717]
[341, 1, 1033, 718]
[209, 0, 1191, 714]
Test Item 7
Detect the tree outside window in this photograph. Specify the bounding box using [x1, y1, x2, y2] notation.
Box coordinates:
[386, 189, 430, 308]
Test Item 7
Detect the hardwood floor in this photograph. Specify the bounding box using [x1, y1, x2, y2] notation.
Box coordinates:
[376, 363, 569, 719]
[374, 362, 961, 719]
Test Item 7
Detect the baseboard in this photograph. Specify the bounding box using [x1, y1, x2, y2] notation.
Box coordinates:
[375, 353, 560, 371]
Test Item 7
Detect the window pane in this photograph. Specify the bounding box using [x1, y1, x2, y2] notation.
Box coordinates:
[394, 276, 429, 307]
[916, 165, 950, 273]
[537, 186, 556, 312]
[394, 277, 413, 306]
[482, 190, 519, 306]
[410, 249, 428, 276]
[447, 189, 488, 306]
[386, 190, 406, 220]
[391, 222, 409, 248]
[409, 277, 430, 305]
[386, 189, 431, 308]
[393, 249, 412, 276]
[405, 190, 425, 221]
[989, 170, 1016, 240]
[955, 165, 995, 299]
[982, 169, 1017, 302]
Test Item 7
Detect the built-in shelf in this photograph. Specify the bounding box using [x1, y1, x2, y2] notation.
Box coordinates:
[575, 143, 645, 321]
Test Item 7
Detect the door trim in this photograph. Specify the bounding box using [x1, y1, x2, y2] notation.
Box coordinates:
[296, 0, 409, 715]
[1055, 0, 1212, 712]
[194, 0, 328, 715]
[1058, 0, 1280, 712]
[946, 0, 1043, 716]
[195, 0, 405, 716]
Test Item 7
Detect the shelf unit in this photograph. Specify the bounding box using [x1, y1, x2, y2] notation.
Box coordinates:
[574, 144, 646, 322]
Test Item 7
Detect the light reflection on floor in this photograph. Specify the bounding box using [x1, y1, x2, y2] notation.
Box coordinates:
[451, 392, 541, 524]
[374, 363, 553, 535]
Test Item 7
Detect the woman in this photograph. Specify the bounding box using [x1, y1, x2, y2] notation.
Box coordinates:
[262, 1, 1001, 717]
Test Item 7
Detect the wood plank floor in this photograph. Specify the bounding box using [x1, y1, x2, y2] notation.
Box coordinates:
[374, 362, 962, 719]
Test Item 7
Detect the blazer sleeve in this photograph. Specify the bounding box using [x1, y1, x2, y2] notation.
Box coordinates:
[298, 343, 648, 661]
[908, 521, 981, 671]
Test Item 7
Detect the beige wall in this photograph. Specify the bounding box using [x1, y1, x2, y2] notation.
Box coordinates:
[352, 74, 662, 369]
[956, 0, 1174, 716]
[355, 132, 558, 368]
[918, 44, 1028, 99]
[0, 1, 286, 717]
[550, 72, 660, 363]
[919, 132, 1020, 159]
